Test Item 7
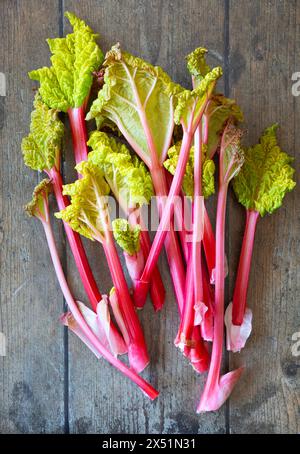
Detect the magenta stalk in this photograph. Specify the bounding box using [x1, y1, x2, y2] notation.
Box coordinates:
[232, 209, 259, 325]
[197, 184, 243, 412]
[68, 106, 89, 165]
[41, 215, 158, 400]
[134, 130, 194, 307]
[102, 229, 149, 373]
[48, 167, 103, 310]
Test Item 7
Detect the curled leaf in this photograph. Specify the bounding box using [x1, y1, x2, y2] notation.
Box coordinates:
[24, 179, 52, 221]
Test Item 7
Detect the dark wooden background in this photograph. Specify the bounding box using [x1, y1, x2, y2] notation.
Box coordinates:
[0, 0, 299, 434]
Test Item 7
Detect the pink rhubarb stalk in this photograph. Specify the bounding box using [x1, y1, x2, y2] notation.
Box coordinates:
[203, 206, 216, 283]
[174, 245, 209, 372]
[40, 207, 157, 399]
[197, 123, 244, 412]
[47, 167, 124, 350]
[139, 229, 166, 311]
[165, 171, 190, 264]
[232, 209, 259, 325]
[176, 125, 206, 352]
[192, 127, 205, 329]
[146, 163, 186, 310]
[201, 257, 214, 342]
[48, 167, 100, 309]
[129, 211, 165, 312]
[69, 106, 166, 312]
[134, 128, 194, 307]
[102, 228, 149, 373]
[123, 250, 145, 296]
[68, 106, 89, 165]
[224, 209, 258, 352]
[197, 185, 243, 412]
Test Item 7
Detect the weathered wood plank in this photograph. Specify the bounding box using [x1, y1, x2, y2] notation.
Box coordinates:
[63, 0, 227, 434]
[228, 0, 300, 434]
[0, 0, 65, 433]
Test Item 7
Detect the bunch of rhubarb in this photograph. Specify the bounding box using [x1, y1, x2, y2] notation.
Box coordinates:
[23, 12, 296, 411]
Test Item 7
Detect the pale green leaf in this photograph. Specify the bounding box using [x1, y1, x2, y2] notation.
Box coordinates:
[174, 66, 223, 130]
[164, 141, 215, 199]
[88, 131, 154, 209]
[55, 161, 110, 241]
[112, 218, 141, 255]
[87, 43, 182, 166]
[22, 93, 64, 171]
[29, 12, 103, 111]
[233, 124, 296, 216]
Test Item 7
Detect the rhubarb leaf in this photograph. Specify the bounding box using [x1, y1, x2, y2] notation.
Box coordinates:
[29, 12, 103, 111]
[164, 141, 215, 198]
[174, 66, 223, 131]
[186, 48, 243, 158]
[24, 179, 52, 221]
[186, 47, 211, 80]
[233, 124, 296, 216]
[87, 43, 182, 166]
[55, 161, 110, 241]
[205, 94, 244, 159]
[88, 131, 154, 209]
[112, 219, 141, 255]
[219, 122, 244, 185]
[22, 94, 64, 171]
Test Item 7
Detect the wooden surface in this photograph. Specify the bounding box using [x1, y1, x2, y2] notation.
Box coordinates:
[0, 0, 299, 434]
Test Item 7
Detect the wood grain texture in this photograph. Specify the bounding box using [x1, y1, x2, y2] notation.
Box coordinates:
[228, 0, 300, 434]
[63, 0, 226, 434]
[0, 1, 65, 433]
[0, 0, 299, 435]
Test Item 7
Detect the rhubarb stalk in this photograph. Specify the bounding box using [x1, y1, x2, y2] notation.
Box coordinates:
[228, 124, 296, 351]
[56, 160, 150, 373]
[103, 230, 149, 371]
[198, 122, 244, 412]
[87, 46, 221, 310]
[25, 180, 158, 400]
[232, 209, 259, 325]
[21, 94, 124, 350]
[68, 106, 89, 165]
[134, 128, 194, 306]
[87, 131, 166, 311]
[48, 166, 101, 310]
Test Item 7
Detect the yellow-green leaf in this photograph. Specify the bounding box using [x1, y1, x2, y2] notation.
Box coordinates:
[55, 161, 110, 241]
[233, 124, 296, 216]
[88, 131, 154, 209]
[112, 219, 141, 255]
[164, 141, 215, 199]
[29, 12, 103, 111]
[87, 43, 182, 166]
[22, 93, 64, 171]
